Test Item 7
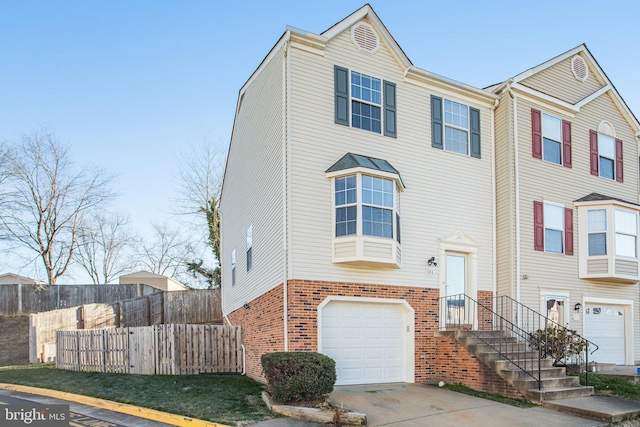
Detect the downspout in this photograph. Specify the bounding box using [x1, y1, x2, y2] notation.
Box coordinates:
[282, 39, 290, 352]
[507, 81, 522, 322]
[490, 98, 499, 308]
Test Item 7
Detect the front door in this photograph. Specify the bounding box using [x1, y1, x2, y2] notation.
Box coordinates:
[445, 253, 467, 325]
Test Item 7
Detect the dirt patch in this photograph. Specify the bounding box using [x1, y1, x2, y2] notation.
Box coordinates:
[0, 316, 29, 366]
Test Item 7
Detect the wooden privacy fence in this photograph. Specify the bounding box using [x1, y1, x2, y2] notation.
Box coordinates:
[56, 325, 243, 375]
[0, 283, 154, 316]
[29, 289, 222, 363]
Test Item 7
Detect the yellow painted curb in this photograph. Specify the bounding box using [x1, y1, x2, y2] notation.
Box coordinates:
[0, 383, 232, 427]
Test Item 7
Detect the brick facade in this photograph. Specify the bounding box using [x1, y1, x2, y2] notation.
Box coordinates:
[227, 284, 285, 381]
[229, 281, 521, 399]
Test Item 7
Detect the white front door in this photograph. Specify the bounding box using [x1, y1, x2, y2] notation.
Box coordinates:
[445, 254, 467, 324]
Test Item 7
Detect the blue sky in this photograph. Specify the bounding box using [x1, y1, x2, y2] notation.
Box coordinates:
[1, 0, 639, 281]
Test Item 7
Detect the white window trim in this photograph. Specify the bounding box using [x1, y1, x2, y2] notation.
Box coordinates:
[541, 112, 563, 166]
[327, 167, 403, 267]
[576, 201, 640, 282]
[543, 201, 565, 254]
[349, 69, 383, 134]
[443, 98, 470, 156]
[246, 225, 253, 272]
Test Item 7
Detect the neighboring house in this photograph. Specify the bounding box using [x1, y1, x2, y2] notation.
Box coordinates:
[489, 46, 640, 366]
[220, 4, 640, 392]
[119, 271, 188, 292]
[0, 273, 44, 285]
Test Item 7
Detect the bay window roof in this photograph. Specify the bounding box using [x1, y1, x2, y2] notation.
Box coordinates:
[326, 153, 405, 188]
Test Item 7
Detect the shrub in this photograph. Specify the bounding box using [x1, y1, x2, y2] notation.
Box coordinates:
[261, 352, 336, 405]
[529, 326, 587, 366]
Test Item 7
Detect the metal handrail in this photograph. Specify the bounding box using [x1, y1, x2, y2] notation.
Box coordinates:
[440, 293, 599, 389]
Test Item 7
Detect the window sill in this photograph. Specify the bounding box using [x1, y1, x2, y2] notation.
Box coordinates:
[332, 235, 401, 268]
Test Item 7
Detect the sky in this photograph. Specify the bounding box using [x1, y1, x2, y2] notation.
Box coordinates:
[1, 0, 639, 282]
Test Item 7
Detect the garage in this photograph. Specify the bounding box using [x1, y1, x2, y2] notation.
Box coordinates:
[320, 299, 411, 385]
[584, 303, 625, 365]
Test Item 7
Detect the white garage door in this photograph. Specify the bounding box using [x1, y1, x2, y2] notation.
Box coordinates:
[584, 303, 625, 365]
[321, 300, 407, 386]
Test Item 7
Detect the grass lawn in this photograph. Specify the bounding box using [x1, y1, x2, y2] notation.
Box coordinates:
[0, 364, 272, 425]
[581, 373, 640, 401]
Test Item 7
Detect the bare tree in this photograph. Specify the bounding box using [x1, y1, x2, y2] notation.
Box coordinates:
[74, 212, 138, 284]
[0, 130, 114, 284]
[138, 222, 196, 278]
[174, 135, 225, 288]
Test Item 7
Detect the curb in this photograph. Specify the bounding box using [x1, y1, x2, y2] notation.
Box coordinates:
[0, 383, 231, 427]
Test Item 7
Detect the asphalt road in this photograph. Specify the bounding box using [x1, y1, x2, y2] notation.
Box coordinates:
[0, 389, 174, 427]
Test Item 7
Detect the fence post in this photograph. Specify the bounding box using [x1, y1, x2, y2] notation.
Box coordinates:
[17, 284, 22, 315]
[77, 306, 86, 329]
[117, 302, 123, 328]
[146, 296, 152, 326]
[163, 292, 168, 324]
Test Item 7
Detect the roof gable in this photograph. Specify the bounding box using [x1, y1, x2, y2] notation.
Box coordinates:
[507, 44, 639, 133]
[321, 4, 412, 69]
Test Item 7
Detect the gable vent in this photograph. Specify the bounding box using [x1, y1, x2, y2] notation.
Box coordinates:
[352, 22, 380, 54]
[571, 55, 588, 82]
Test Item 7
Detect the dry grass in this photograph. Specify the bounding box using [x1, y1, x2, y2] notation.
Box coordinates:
[0, 316, 29, 366]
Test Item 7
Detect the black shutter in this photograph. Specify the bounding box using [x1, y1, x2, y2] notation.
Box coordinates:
[431, 95, 443, 149]
[470, 107, 481, 159]
[383, 80, 397, 138]
[334, 66, 349, 126]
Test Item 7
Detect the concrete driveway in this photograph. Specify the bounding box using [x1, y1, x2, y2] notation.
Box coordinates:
[329, 383, 602, 427]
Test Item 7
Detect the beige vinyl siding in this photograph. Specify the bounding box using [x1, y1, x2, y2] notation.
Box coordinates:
[287, 22, 495, 291]
[519, 55, 604, 105]
[494, 92, 516, 298]
[513, 92, 640, 360]
[220, 48, 285, 314]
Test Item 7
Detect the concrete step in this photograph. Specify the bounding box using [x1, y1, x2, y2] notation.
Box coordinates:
[515, 375, 581, 391]
[499, 366, 567, 381]
[542, 396, 640, 423]
[476, 350, 539, 363]
[526, 386, 594, 403]
[466, 342, 529, 354]
[491, 358, 555, 371]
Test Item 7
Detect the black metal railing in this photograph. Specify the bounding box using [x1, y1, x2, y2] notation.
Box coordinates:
[440, 294, 599, 389]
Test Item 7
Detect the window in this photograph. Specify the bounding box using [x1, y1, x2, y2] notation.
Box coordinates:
[246, 225, 253, 271]
[598, 134, 615, 180]
[542, 113, 562, 164]
[577, 199, 640, 281]
[335, 175, 357, 236]
[351, 71, 381, 133]
[327, 153, 404, 267]
[544, 203, 564, 253]
[334, 66, 396, 137]
[590, 129, 623, 182]
[531, 109, 571, 167]
[588, 209, 607, 256]
[533, 201, 573, 255]
[231, 248, 236, 286]
[431, 95, 481, 158]
[335, 174, 399, 240]
[615, 210, 637, 258]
